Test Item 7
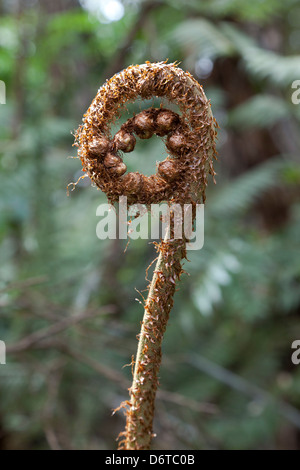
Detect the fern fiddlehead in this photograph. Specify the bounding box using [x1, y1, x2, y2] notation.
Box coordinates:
[75, 61, 218, 450]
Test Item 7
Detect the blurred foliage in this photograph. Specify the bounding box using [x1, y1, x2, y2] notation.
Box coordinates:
[0, 0, 300, 450]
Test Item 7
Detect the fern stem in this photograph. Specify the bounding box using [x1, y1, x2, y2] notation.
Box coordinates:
[122, 225, 187, 450]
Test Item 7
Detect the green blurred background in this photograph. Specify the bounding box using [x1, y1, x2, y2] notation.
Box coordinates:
[0, 0, 300, 450]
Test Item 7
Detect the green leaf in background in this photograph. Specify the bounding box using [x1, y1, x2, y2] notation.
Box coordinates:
[0, 0, 299, 451]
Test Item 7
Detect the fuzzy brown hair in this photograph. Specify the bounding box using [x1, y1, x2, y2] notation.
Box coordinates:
[74, 61, 218, 450]
[75, 61, 217, 206]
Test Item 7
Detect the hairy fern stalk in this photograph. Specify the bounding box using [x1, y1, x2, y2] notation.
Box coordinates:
[75, 61, 218, 450]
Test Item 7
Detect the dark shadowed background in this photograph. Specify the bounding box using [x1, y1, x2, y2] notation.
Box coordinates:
[0, 0, 300, 450]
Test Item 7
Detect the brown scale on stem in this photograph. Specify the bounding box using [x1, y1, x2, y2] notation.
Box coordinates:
[74, 61, 218, 450]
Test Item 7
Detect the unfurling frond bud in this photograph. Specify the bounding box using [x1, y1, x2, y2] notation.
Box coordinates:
[114, 130, 136, 153]
[158, 160, 180, 182]
[88, 136, 110, 156]
[155, 109, 180, 136]
[133, 111, 155, 139]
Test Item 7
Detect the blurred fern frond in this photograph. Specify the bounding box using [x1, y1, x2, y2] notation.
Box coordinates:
[209, 157, 294, 216]
[187, 0, 287, 23]
[169, 18, 235, 59]
[228, 95, 291, 130]
[222, 23, 300, 87]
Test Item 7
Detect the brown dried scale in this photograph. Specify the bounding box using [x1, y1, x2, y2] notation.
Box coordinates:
[121, 172, 144, 194]
[141, 175, 169, 203]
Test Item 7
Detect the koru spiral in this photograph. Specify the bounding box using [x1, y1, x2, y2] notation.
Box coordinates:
[75, 61, 218, 450]
[75, 61, 217, 206]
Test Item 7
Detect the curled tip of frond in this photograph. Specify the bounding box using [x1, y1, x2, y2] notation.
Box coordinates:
[75, 61, 218, 206]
